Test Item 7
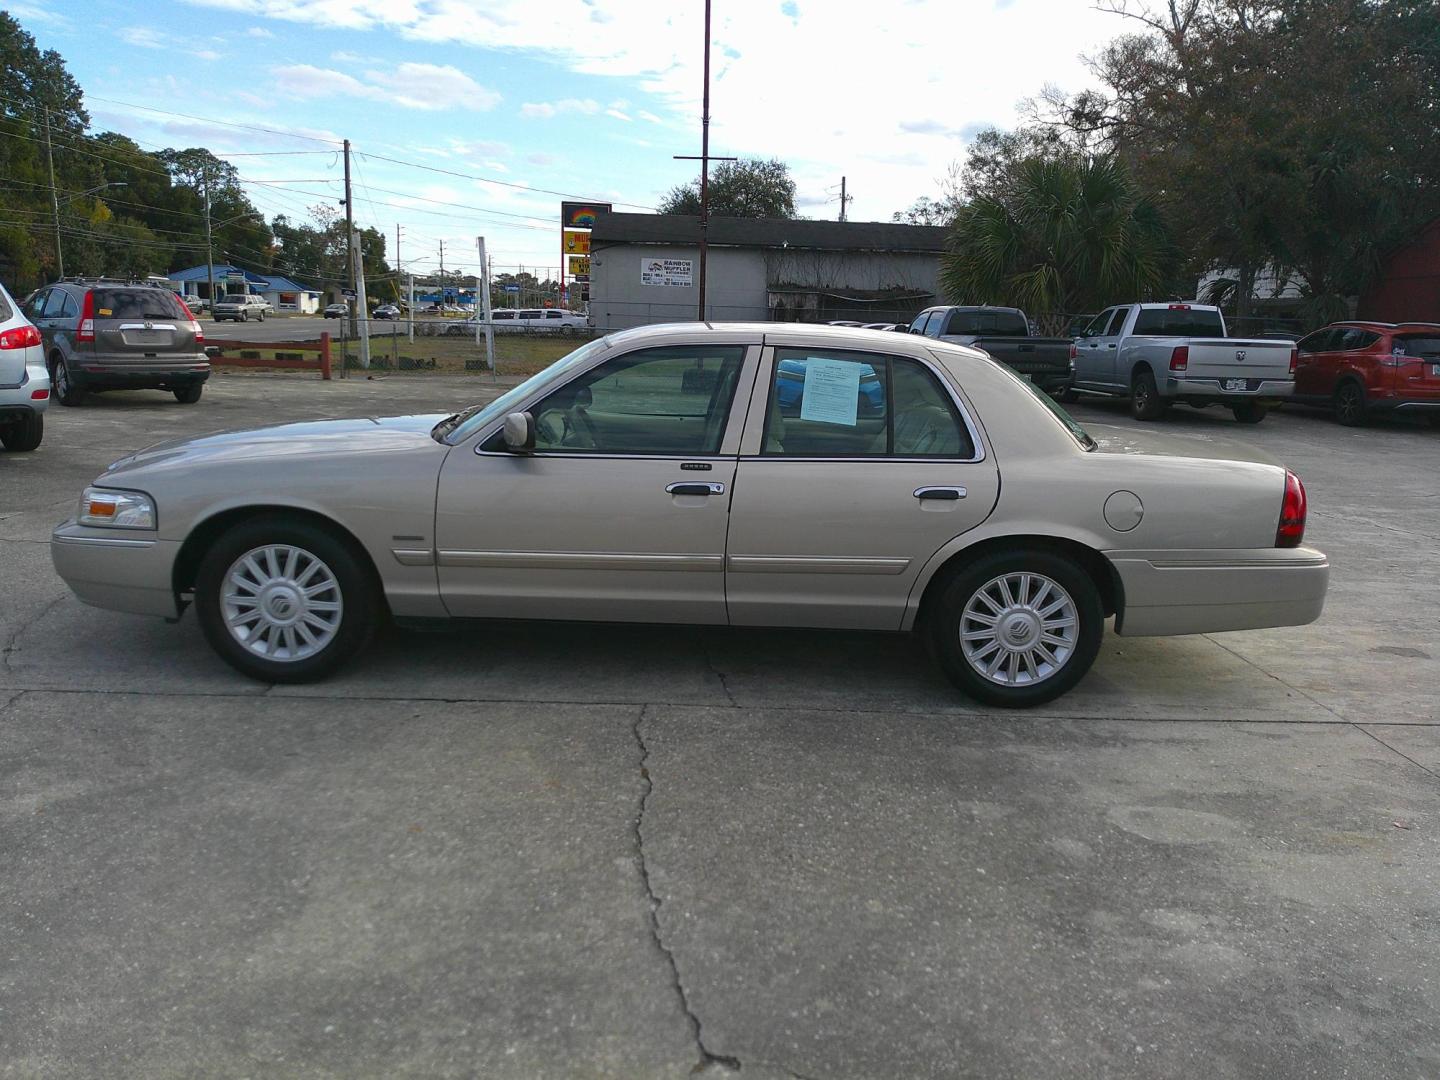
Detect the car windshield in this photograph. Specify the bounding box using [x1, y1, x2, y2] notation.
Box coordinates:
[439, 336, 611, 444]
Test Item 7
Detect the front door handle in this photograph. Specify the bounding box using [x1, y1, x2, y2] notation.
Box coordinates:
[914, 486, 966, 501]
[666, 482, 725, 496]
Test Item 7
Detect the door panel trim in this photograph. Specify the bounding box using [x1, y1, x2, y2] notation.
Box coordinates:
[437, 550, 724, 572]
[391, 548, 435, 566]
[727, 555, 911, 575]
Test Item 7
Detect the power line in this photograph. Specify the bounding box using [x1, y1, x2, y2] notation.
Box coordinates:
[81, 93, 343, 146]
[354, 151, 655, 210]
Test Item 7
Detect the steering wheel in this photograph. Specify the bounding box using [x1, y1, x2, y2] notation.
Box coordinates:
[575, 407, 602, 450]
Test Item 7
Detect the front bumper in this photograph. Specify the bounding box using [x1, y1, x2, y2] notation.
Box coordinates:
[51, 521, 181, 618]
[1108, 546, 1328, 636]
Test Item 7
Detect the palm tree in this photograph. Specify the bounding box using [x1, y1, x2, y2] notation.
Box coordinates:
[940, 157, 1173, 332]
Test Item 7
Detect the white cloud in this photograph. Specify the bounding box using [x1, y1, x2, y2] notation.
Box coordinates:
[186, 0, 1117, 222]
[119, 26, 165, 48]
[7, 1, 68, 25]
[605, 108, 632, 122]
[195, 49, 222, 61]
[272, 63, 500, 111]
[246, 26, 274, 37]
[519, 98, 600, 119]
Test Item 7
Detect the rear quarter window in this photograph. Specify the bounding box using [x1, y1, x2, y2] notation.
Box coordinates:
[1132, 307, 1226, 338]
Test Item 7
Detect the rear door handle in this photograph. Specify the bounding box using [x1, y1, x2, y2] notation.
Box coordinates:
[1106, 343, 1117, 349]
[666, 482, 725, 496]
[914, 486, 966, 501]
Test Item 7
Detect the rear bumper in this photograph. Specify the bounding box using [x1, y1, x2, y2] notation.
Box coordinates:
[0, 360, 51, 415]
[1164, 375, 1293, 400]
[1108, 546, 1328, 636]
[74, 361, 209, 390]
[51, 522, 181, 618]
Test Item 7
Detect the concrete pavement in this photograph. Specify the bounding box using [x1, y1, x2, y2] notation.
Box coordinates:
[1, 376, 1438, 1077]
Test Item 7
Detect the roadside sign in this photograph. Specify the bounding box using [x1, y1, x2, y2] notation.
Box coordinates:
[342, 289, 357, 299]
[563, 230, 591, 256]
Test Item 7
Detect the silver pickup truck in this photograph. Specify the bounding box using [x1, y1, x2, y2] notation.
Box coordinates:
[1071, 303, 1295, 423]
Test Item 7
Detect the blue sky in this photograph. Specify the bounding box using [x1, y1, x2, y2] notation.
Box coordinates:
[9, 0, 1118, 280]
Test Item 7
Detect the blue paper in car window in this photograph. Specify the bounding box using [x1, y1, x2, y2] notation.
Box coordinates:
[799, 358, 863, 426]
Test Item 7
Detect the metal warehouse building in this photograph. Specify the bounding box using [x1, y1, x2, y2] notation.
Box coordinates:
[587, 212, 948, 331]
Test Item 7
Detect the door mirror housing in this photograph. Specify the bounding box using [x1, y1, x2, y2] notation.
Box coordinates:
[502, 411, 536, 453]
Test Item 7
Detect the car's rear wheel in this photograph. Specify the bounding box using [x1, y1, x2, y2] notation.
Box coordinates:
[1231, 401, 1267, 423]
[927, 549, 1103, 708]
[50, 354, 85, 406]
[1130, 369, 1167, 421]
[195, 516, 380, 683]
[174, 382, 204, 404]
[0, 413, 43, 452]
[1334, 381, 1366, 426]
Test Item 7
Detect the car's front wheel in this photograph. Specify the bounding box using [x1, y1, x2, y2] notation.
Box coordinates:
[0, 413, 42, 451]
[1334, 381, 1366, 427]
[927, 549, 1103, 708]
[195, 516, 381, 683]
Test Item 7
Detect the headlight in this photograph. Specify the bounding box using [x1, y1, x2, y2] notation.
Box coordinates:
[78, 487, 156, 529]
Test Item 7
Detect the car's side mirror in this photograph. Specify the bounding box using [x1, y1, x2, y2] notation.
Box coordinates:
[502, 411, 535, 453]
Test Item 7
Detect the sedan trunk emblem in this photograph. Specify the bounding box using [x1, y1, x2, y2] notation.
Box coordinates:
[1235, 349, 1246, 361]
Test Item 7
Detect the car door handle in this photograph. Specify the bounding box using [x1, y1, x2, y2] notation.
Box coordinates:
[1106, 343, 1117, 349]
[913, 486, 966, 501]
[666, 482, 725, 496]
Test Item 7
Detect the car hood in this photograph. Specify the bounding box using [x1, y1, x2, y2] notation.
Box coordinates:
[101, 413, 451, 478]
[1085, 422, 1281, 466]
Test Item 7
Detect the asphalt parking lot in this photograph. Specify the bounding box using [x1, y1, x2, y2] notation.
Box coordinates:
[2, 374, 1438, 1078]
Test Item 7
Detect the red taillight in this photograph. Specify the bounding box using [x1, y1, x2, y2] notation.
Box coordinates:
[0, 324, 41, 350]
[1169, 345, 1189, 371]
[1068, 342, 1077, 361]
[77, 290, 95, 343]
[31, 388, 49, 400]
[1288, 347, 1297, 376]
[1168, 304, 1191, 310]
[1277, 470, 1307, 548]
[192, 322, 205, 343]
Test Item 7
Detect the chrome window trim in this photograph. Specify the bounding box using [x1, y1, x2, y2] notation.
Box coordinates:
[752, 345, 988, 465]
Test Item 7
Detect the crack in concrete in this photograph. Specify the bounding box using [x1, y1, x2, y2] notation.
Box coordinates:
[1, 595, 67, 674]
[0, 689, 27, 717]
[1354, 725, 1440, 784]
[630, 704, 740, 1075]
[701, 631, 739, 708]
[1201, 634, 1351, 722]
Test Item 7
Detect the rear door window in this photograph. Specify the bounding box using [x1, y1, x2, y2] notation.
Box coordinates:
[765, 348, 973, 459]
[1297, 329, 1337, 353]
[1335, 329, 1378, 351]
[1103, 308, 1129, 335]
[42, 290, 70, 318]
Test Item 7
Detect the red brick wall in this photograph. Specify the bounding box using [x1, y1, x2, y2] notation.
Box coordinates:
[1358, 219, 1440, 323]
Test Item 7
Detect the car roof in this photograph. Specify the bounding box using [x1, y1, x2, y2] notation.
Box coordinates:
[599, 320, 992, 365]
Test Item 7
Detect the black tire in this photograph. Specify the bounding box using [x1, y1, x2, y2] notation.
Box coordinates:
[926, 548, 1104, 708]
[258, 310, 266, 322]
[173, 382, 204, 404]
[194, 515, 381, 683]
[1231, 401, 1267, 424]
[1130, 368, 1167, 421]
[0, 413, 42, 452]
[1058, 385, 1079, 404]
[50, 354, 85, 406]
[1334, 381, 1366, 427]
[240, 310, 249, 322]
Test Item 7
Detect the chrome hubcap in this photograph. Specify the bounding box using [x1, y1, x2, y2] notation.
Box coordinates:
[960, 572, 1078, 686]
[222, 544, 342, 662]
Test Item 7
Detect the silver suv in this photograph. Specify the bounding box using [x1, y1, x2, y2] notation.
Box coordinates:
[0, 280, 50, 451]
[24, 280, 209, 405]
[212, 293, 271, 322]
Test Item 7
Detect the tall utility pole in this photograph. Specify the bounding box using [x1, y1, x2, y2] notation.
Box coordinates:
[203, 167, 215, 311]
[672, 0, 734, 322]
[342, 138, 355, 334]
[838, 176, 851, 222]
[43, 109, 62, 278]
[438, 239, 446, 302]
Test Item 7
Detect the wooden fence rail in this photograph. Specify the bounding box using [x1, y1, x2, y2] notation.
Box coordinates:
[205, 332, 332, 380]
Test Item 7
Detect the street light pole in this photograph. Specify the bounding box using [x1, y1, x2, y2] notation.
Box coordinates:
[203, 167, 215, 314]
[43, 109, 62, 278]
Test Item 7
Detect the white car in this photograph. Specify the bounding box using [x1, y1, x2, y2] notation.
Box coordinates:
[212, 294, 272, 323]
[0, 281, 50, 451]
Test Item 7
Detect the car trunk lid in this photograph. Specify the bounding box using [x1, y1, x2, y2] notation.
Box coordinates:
[1180, 339, 1294, 381]
[1391, 333, 1440, 397]
[90, 288, 200, 360]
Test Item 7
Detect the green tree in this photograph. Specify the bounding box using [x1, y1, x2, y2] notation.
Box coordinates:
[940, 156, 1173, 329]
[658, 158, 798, 218]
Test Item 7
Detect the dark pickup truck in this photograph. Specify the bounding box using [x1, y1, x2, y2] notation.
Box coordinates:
[907, 305, 1073, 394]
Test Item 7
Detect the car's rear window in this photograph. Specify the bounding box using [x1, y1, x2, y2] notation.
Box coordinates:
[1132, 307, 1226, 338]
[92, 289, 189, 321]
[946, 309, 1029, 336]
[1394, 335, 1440, 358]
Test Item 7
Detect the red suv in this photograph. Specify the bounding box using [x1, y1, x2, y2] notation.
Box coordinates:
[1292, 321, 1440, 426]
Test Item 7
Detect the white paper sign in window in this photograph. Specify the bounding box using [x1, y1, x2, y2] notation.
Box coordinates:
[799, 358, 863, 426]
